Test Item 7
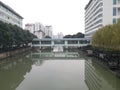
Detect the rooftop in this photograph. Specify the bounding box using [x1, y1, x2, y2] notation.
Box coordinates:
[85, 0, 92, 10]
[0, 1, 23, 19]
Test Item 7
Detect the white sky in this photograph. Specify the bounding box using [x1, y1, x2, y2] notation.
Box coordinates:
[2, 0, 89, 35]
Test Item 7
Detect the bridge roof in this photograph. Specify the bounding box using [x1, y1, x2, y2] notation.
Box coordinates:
[33, 38, 90, 41]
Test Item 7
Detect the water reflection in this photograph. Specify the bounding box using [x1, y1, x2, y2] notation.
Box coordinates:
[31, 51, 80, 59]
[0, 52, 33, 90]
[0, 50, 119, 90]
[30, 50, 82, 66]
[53, 46, 63, 52]
[85, 58, 120, 90]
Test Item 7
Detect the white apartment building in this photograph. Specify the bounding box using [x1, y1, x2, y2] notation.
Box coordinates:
[25, 23, 35, 33]
[34, 30, 45, 39]
[45, 25, 53, 38]
[34, 22, 45, 32]
[85, 0, 120, 38]
[25, 22, 46, 38]
[0, 1, 23, 28]
[57, 32, 63, 39]
[25, 23, 53, 38]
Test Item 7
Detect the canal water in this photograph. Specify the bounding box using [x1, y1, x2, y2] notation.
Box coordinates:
[0, 48, 120, 90]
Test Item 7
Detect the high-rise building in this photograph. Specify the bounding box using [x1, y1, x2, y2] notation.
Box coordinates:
[57, 32, 63, 39]
[45, 25, 53, 38]
[25, 23, 53, 38]
[25, 23, 35, 33]
[0, 1, 23, 28]
[34, 22, 45, 32]
[34, 30, 45, 39]
[85, 0, 120, 38]
[25, 22, 45, 38]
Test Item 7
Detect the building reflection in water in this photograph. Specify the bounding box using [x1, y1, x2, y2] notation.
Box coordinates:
[30, 50, 81, 66]
[85, 58, 120, 90]
[0, 53, 34, 90]
[31, 50, 80, 59]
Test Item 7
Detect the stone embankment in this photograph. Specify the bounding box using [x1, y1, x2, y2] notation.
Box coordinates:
[81, 46, 120, 78]
[0, 47, 31, 60]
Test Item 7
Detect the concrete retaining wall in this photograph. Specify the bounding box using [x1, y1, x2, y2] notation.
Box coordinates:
[0, 47, 31, 60]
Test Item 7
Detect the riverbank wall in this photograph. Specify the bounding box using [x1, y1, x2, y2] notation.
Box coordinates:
[80, 46, 120, 77]
[0, 47, 31, 60]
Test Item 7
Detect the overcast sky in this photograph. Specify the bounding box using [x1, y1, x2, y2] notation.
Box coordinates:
[2, 0, 89, 35]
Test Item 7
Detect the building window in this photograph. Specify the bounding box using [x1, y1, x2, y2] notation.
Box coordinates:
[113, 0, 117, 5]
[113, 18, 117, 24]
[113, 7, 117, 16]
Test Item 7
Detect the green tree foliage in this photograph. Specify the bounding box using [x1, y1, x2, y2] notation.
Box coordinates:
[44, 36, 51, 38]
[92, 19, 120, 51]
[63, 35, 72, 38]
[63, 32, 84, 38]
[0, 21, 37, 51]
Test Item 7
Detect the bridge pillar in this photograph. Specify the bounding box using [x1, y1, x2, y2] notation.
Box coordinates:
[51, 40, 54, 47]
[39, 41, 41, 49]
[30, 42, 32, 47]
[78, 40, 80, 47]
[65, 40, 68, 48]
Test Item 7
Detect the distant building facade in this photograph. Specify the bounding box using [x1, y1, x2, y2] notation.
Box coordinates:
[25, 22, 53, 39]
[85, 0, 120, 38]
[25, 23, 35, 33]
[0, 1, 23, 27]
[57, 32, 63, 39]
[52, 32, 63, 39]
[45, 25, 53, 38]
[34, 30, 45, 39]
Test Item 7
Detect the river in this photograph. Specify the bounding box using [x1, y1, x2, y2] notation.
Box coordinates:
[0, 48, 120, 90]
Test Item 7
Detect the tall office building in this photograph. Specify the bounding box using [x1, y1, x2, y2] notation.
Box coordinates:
[0, 1, 23, 28]
[85, 0, 120, 38]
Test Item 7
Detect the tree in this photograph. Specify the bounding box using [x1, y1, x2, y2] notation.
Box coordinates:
[63, 35, 72, 38]
[0, 21, 37, 51]
[44, 36, 51, 38]
[92, 18, 120, 51]
[72, 32, 84, 38]
[63, 32, 84, 38]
